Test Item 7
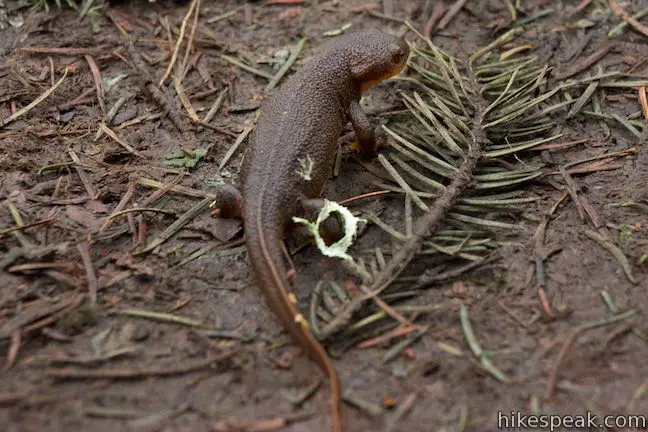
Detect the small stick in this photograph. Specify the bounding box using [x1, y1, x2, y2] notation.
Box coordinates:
[265, 37, 307, 92]
[140, 176, 186, 208]
[179, 0, 201, 83]
[84, 55, 106, 114]
[206, 7, 241, 23]
[111, 308, 211, 329]
[460, 305, 510, 383]
[338, 190, 391, 205]
[639, 86, 648, 120]
[385, 392, 417, 432]
[159, 0, 199, 87]
[99, 123, 146, 158]
[94, 96, 127, 140]
[201, 87, 228, 123]
[497, 301, 531, 330]
[117, 112, 163, 130]
[58, 88, 95, 111]
[608, 7, 648, 37]
[133, 197, 213, 255]
[221, 55, 274, 80]
[20, 46, 108, 55]
[48, 56, 55, 86]
[0, 293, 81, 339]
[584, 230, 636, 284]
[77, 242, 98, 306]
[100, 183, 135, 232]
[125, 41, 188, 131]
[219, 125, 254, 170]
[423, 3, 445, 39]
[537, 286, 553, 319]
[359, 284, 412, 327]
[544, 310, 636, 399]
[437, 0, 467, 30]
[0, 392, 28, 405]
[8, 262, 78, 273]
[46, 349, 238, 379]
[107, 208, 176, 221]
[6, 331, 21, 369]
[356, 324, 421, 349]
[69, 150, 100, 200]
[0, 217, 54, 237]
[194, 119, 238, 138]
[568, 0, 593, 18]
[21, 294, 85, 334]
[137, 177, 215, 199]
[1, 67, 69, 128]
[173, 75, 199, 121]
[554, 46, 611, 81]
[558, 166, 585, 221]
[608, 0, 648, 37]
[412, 252, 499, 288]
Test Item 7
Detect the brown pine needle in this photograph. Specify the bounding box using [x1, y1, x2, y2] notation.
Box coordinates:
[544, 310, 636, 400]
[608, 0, 648, 38]
[99, 124, 146, 158]
[111, 308, 211, 329]
[46, 349, 239, 379]
[77, 242, 98, 306]
[265, 37, 308, 92]
[69, 150, 100, 200]
[179, 0, 201, 82]
[84, 55, 105, 114]
[159, 0, 199, 87]
[357, 325, 421, 349]
[1, 67, 69, 128]
[639, 86, 648, 120]
[173, 75, 200, 121]
[438, 0, 468, 30]
[6, 331, 21, 369]
[338, 190, 391, 205]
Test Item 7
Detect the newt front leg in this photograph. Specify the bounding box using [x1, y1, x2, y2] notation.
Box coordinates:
[347, 99, 377, 159]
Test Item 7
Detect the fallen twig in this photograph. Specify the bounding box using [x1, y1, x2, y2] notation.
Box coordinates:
[608, 0, 648, 38]
[85, 55, 105, 114]
[69, 150, 100, 199]
[1, 68, 69, 128]
[99, 123, 146, 158]
[584, 230, 636, 284]
[159, 0, 199, 87]
[111, 308, 212, 328]
[460, 305, 510, 383]
[265, 37, 308, 92]
[77, 242, 99, 306]
[544, 310, 636, 399]
[45, 349, 238, 379]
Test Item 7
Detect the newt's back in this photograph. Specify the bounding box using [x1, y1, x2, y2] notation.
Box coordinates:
[242, 29, 410, 226]
[242, 51, 351, 221]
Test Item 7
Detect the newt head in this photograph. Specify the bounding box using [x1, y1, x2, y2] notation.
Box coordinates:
[341, 29, 410, 93]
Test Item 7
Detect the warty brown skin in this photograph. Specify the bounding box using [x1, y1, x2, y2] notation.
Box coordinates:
[238, 29, 409, 432]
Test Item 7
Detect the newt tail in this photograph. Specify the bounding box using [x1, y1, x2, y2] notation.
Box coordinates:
[240, 29, 409, 432]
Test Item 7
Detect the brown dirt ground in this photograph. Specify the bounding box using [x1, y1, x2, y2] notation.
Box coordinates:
[1, 0, 648, 431]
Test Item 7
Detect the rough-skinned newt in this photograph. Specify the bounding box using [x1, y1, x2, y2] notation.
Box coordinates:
[219, 29, 409, 432]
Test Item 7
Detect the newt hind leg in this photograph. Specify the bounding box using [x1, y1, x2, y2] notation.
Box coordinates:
[347, 99, 377, 158]
[210, 184, 244, 219]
